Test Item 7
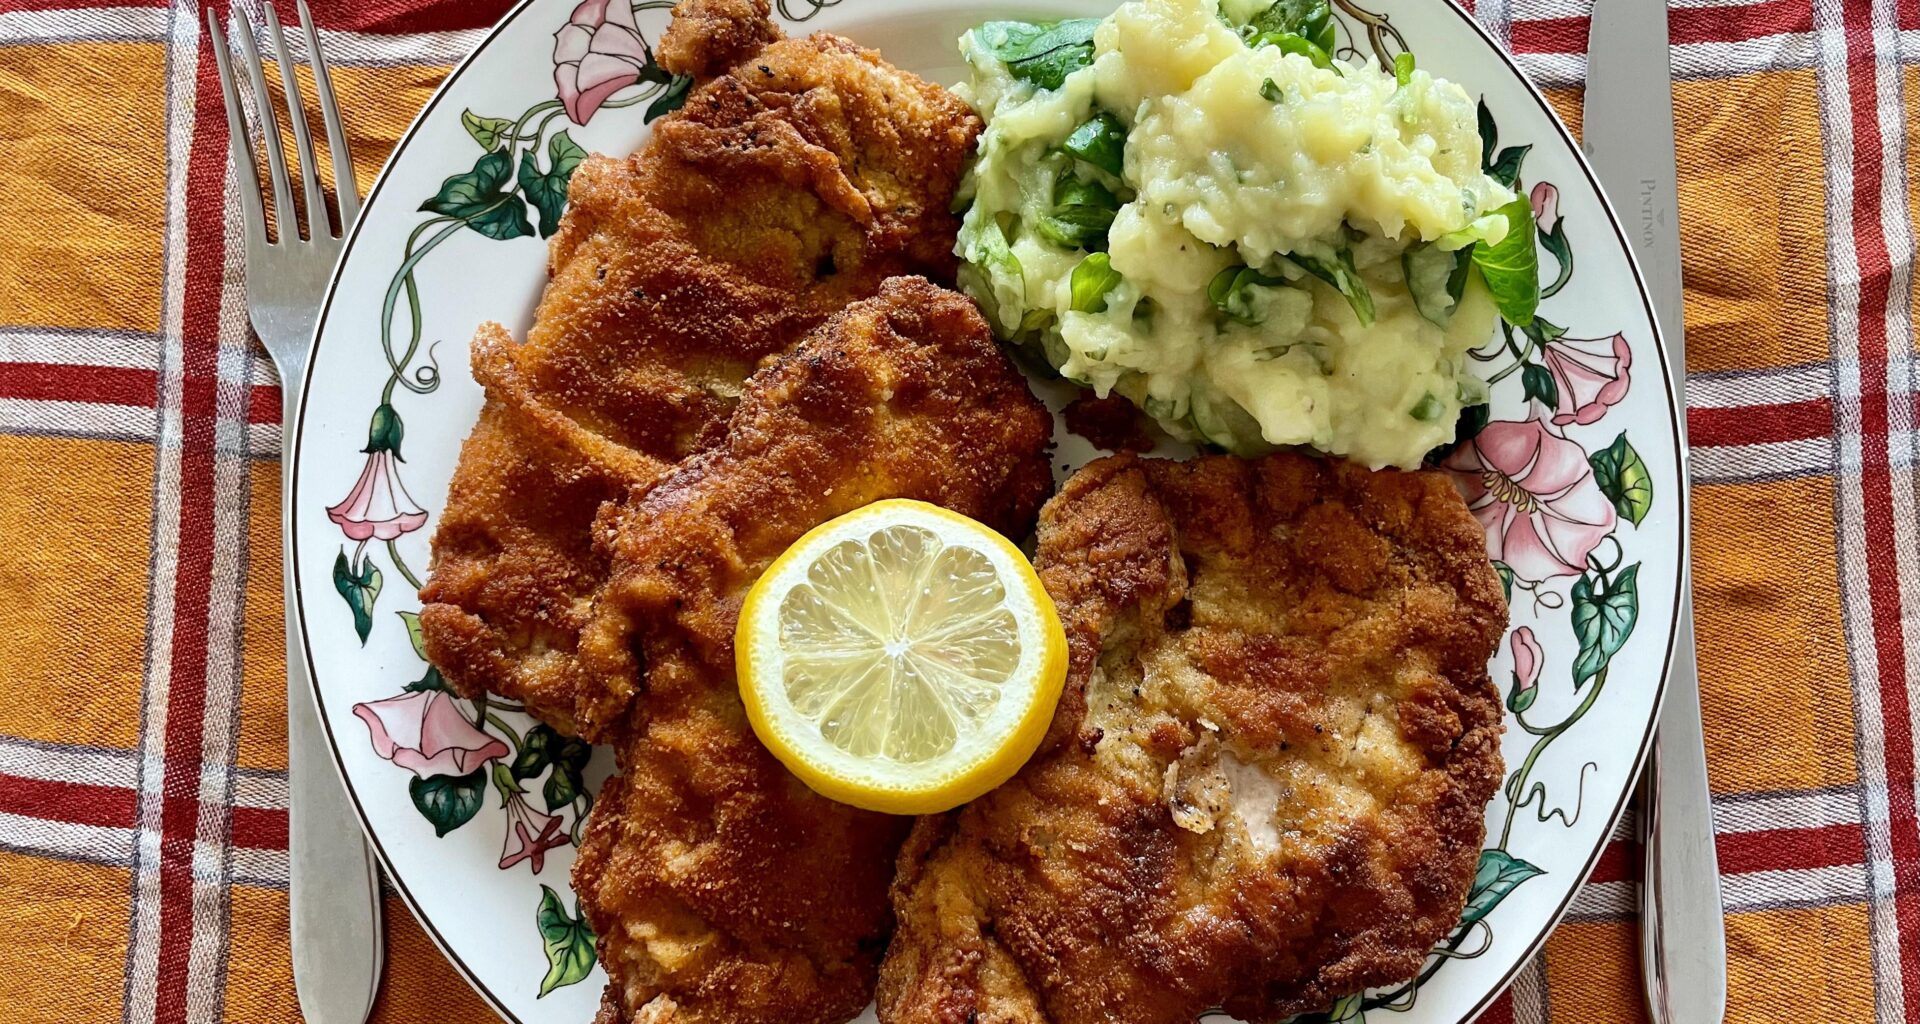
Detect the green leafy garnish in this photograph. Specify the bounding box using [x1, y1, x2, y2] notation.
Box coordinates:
[1470, 197, 1540, 326]
[1069, 252, 1124, 313]
[1249, 0, 1335, 52]
[1063, 112, 1127, 176]
[1037, 176, 1121, 250]
[1289, 247, 1374, 325]
[976, 19, 1101, 90]
[1402, 243, 1472, 326]
[1410, 392, 1444, 421]
[1394, 52, 1415, 87]
[1249, 30, 1337, 72]
[1207, 264, 1289, 325]
[1260, 77, 1285, 102]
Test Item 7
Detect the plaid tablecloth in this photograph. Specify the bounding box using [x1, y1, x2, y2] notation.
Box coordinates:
[0, 0, 1904, 1020]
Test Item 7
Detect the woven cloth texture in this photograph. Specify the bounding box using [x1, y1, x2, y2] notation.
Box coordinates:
[0, 0, 1907, 1021]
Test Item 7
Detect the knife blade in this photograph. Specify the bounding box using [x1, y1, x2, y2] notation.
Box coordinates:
[284, 383, 385, 1024]
[1581, 3, 1727, 1022]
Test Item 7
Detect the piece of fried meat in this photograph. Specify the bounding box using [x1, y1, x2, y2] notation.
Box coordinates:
[569, 278, 1055, 1024]
[418, 0, 982, 732]
[879, 452, 1508, 1024]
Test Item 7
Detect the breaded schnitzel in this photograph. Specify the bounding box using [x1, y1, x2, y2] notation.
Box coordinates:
[569, 278, 1055, 1024]
[879, 453, 1507, 1024]
[418, 0, 982, 731]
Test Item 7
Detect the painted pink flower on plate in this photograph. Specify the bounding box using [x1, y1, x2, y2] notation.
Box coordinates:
[554, 0, 651, 124]
[500, 791, 570, 873]
[1530, 181, 1560, 235]
[328, 449, 428, 541]
[1540, 332, 1632, 426]
[353, 690, 509, 779]
[1447, 417, 1617, 583]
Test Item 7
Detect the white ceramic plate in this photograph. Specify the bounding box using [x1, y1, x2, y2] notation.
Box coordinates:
[291, 2, 1686, 1021]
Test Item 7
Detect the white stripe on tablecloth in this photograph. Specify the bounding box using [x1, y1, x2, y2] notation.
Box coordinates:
[0, 327, 162, 369]
[0, 398, 160, 444]
[0, 737, 141, 789]
[1723, 863, 1874, 912]
[231, 845, 290, 889]
[1714, 786, 1867, 833]
[121, 6, 199, 1022]
[1687, 362, 1839, 408]
[1508, 950, 1552, 1024]
[0, 811, 137, 867]
[230, 769, 289, 812]
[0, 5, 167, 46]
[1690, 435, 1838, 483]
[1811, 1, 1905, 1020]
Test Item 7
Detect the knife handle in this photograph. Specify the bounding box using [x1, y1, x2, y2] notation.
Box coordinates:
[1637, 745, 1671, 1023]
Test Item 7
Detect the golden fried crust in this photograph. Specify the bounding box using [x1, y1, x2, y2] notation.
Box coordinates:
[570, 278, 1055, 1024]
[879, 453, 1509, 1024]
[418, 0, 982, 726]
[658, 0, 783, 79]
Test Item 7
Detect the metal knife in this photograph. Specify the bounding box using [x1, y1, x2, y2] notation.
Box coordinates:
[1582, 2, 1727, 1021]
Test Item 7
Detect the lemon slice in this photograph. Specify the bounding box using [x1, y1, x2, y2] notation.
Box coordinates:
[737, 499, 1067, 815]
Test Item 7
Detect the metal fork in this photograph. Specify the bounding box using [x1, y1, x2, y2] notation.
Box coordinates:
[208, 4, 385, 1022]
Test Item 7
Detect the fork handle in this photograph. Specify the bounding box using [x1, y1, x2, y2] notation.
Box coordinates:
[282, 384, 387, 1024]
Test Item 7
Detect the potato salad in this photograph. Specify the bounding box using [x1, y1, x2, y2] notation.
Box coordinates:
[953, 0, 1541, 467]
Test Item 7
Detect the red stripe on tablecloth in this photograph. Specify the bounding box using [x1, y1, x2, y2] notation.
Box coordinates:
[230, 806, 288, 851]
[0, 362, 157, 407]
[1509, 0, 1814, 55]
[302, 0, 515, 35]
[1717, 823, 1867, 875]
[0, 772, 137, 829]
[1587, 838, 1632, 885]
[1839, 0, 1920, 1012]
[1688, 398, 1835, 447]
[150, 24, 232, 1024]
[249, 382, 281, 425]
[1479, 989, 1515, 1024]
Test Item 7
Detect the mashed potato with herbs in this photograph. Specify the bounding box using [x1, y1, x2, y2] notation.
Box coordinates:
[954, 0, 1531, 468]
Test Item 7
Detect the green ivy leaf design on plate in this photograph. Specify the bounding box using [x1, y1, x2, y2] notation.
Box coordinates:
[397, 610, 428, 659]
[402, 664, 449, 693]
[1588, 432, 1653, 526]
[536, 884, 597, 997]
[420, 150, 533, 241]
[1492, 560, 1514, 602]
[543, 732, 595, 812]
[645, 75, 694, 122]
[332, 549, 383, 644]
[512, 722, 558, 780]
[1570, 563, 1640, 688]
[1520, 361, 1558, 409]
[409, 767, 486, 837]
[1485, 143, 1531, 189]
[1460, 848, 1545, 929]
[461, 109, 516, 151]
[519, 130, 589, 238]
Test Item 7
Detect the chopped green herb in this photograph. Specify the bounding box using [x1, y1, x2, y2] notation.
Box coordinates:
[976, 19, 1101, 90]
[1037, 176, 1121, 250]
[1069, 252, 1124, 313]
[1207, 264, 1289, 325]
[1260, 77, 1285, 102]
[1394, 52, 1415, 87]
[1288, 247, 1374, 325]
[1403, 243, 1473, 326]
[1410, 392, 1444, 421]
[1249, 0, 1335, 53]
[1249, 30, 1337, 73]
[1063, 112, 1128, 176]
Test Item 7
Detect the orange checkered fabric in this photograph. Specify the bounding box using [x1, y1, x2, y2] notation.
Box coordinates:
[0, 0, 1899, 1021]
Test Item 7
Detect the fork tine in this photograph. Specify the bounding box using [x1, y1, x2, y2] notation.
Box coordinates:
[208, 9, 271, 250]
[298, 0, 359, 226]
[231, 8, 298, 241]
[264, 0, 330, 237]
